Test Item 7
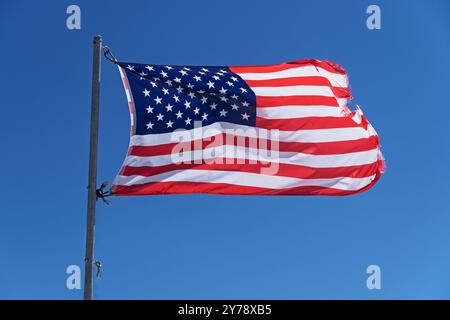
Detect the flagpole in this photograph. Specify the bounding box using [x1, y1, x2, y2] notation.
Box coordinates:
[84, 35, 102, 300]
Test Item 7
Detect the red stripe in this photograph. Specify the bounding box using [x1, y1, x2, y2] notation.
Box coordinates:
[256, 95, 339, 107]
[121, 73, 129, 91]
[331, 86, 351, 99]
[129, 134, 379, 157]
[113, 177, 378, 196]
[277, 136, 378, 155]
[230, 59, 347, 75]
[256, 116, 361, 130]
[120, 160, 379, 179]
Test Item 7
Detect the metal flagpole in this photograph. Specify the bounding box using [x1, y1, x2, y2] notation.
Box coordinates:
[84, 35, 102, 300]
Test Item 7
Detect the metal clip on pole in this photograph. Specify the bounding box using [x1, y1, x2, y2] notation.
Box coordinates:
[96, 181, 113, 205]
[95, 260, 102, 278]
[102, 46, 118, 64]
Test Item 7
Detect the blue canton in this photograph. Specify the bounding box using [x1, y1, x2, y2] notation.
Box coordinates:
[119, 62, 256, 135]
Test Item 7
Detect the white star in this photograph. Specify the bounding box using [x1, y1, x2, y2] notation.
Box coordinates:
[193, 107, 200, 115]
[165, 66, 173, 70]
[220, 69, 228, 73]
[197, 90, 205, 94]
[126, 65, 135, 71]
[145, 65, 154, 71]
[206, 81, 215, 89]
[219, 109, 228, 117]
[146, 105, 154, 113]
[200, 96, 208, 104]
[231, 104, 239, 110]
[176, 86, 183, 94]
[173, 95, 180, 102]
[175, 110, 183, 119]
[231, 94, 238, 99]
[198, 71, 206, 75]
[219, 87, 227, 94]
[193, 75, 202, 82]
[142, 88, 150, 97]
[183, 67, 191, 71]
[165, 104, 174, 112]
[240, 87, 248, 93]
[220, 96, 228, 102]
[209, 102, 218, 110]
[226, 81, 234, 87]
[201, 112, 208, 120]
[230, 76, 238, 82]
[212, 75, 220, 80]
[187, 83, 194, 89]
[184, 101, 191, 109]
[174, 77, 181, 83]
[188, 92, 195, 99]
[165, 79, 173, 86]
[139, 71, 148, 77]
[185, 117, 192, 125]
[179, 70, 188, 76]
[146, 121, 154, 129]
[154, 96, 162, 104]
[162, 88, 169, 95]
[201, 68, 209, 72]
[242, 101, 250, 107]
[149, 81, 157, 88]
[160, 71, 168, 77]
[166, 120, 174, 128]
[156, 113, 164, 121]
[241, 112, 250, 120]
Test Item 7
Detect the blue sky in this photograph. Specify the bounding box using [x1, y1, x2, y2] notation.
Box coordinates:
[1, 0, 450, 299]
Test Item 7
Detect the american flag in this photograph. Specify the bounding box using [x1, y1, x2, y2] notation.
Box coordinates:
[111, 59, 384, 196]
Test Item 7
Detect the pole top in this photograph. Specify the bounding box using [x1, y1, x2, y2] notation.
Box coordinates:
[93, 35, 102, 43]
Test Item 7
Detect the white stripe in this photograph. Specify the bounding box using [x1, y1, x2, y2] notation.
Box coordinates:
[118, 67, 131, 101]
[236, 66, 348, 88]
[337, 97, 347, 108]
[130, 122, 375, 146]
[252, 85, 334, 97]
[114, 170, 376, 191]
[123, 147, 379, 168]
[257, 106, 345, 119]
[118, 66, 135, 127]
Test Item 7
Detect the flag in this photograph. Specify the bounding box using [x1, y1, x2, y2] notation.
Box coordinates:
[111, 59, 384, 196]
